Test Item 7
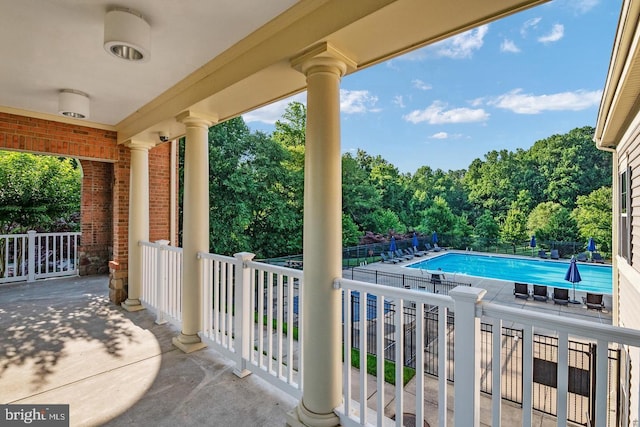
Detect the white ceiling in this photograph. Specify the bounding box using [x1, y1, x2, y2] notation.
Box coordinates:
[0, 0, 297, 125]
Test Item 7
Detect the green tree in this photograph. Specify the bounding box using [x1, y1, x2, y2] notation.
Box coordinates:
[474, 210, 500, 245]
[364, 208, 405, 235]
[342, 153, 381, 231]
[0, 152, 81, 231]
[572, 186, 612, 253]
[527, 202, 578, 242]
[342, 213, 361, 247]
[501, 203, 528, 252]
[419, 196, 456, 237]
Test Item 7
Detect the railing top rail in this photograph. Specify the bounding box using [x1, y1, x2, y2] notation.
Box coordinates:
[481, 300, 640, 347]
[337, 278, 455, 309]
[248, 260, 304, 279]
[32, 231, 82, 237]
[198, 251, 235, 263]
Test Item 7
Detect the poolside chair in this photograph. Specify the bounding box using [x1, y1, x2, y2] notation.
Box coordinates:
[576, 252, 588, 262]
[583, 292, 605, 310]
[403, 248, 416, 258]
[432, 243, 442, 252]
[513, 282, 530, 299]
[591, 252, 605, 263]
[380, 252, 398, 264]
[431, 272, 444, 285]
[532, 284, 548, 302]
[538, 250, 548, 259]
[552, 288, 569, 305]
[410, 247, 425, 256]
[424, 243, 433, 252]
[550, 249, 560, 260]
[395, 249, 412, 260]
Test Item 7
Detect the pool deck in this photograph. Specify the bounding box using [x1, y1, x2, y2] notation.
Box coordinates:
[358, 249, 612, 325]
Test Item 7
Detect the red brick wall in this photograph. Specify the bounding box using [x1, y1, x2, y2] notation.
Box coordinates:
[0, 113, 119, 161]
[79, 160, 113, 275]
[150, 142, 172, 242]
[0, 112, 175, 305]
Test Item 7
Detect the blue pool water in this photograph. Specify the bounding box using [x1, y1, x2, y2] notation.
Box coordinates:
[407, 253, 612, 294]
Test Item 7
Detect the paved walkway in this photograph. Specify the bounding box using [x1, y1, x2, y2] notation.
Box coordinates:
[0, 276, 297, 426]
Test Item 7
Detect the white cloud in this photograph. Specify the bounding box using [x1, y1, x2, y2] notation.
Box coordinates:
[393, 95, 406, 108]
[243, 93, 306, 124]
[340, 89, 380, 113]
[567, 0, 599, 14]
[433, 25, 489, 59]
[538, 24, 564, 43]
[488, 88, 603, 114]
[501, 39, 520, 53]
[469, 97, 484, 107]
[412, 79, 432, 90]
[403, 101, 489, 124]
[520, 17, 542, 37]
[431, 132, 449, 139]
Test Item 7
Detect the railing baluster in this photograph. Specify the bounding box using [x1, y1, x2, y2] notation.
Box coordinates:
[557, 330, 568, 427]
[376, 292, 385, 427]
[522, 324, 533, 427]
[491, 318, 502, 427]
[277, 273, 284, 380]
[595, 338, 609, 427]
[416, 301, 425, 427]
[395, 298, 404, 427]
[343, 288, 351, 418]
[439, 305, 448, 427]
[359, 291, 368, 425]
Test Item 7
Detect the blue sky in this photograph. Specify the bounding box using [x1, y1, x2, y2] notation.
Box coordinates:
[244, 0, 622, 173]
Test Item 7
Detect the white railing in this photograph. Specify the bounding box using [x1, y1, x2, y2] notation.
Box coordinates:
[198, 252, 303, 398]
[140, 240, 183, 326]
[0, 230, 80, 284]
[138, 243, 640, 427]
[336, 278, 454, 427]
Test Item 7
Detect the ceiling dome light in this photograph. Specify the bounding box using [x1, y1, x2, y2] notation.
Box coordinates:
[58, 90, 90, 119]
[104, 8, 150, 62]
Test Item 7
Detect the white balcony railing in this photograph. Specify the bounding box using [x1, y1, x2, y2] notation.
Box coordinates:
[0, 230, 80, 284]
[139, 241, 640, 427]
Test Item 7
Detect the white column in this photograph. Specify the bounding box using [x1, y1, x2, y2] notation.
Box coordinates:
[288, 43, 356, 427]
[450, 286, 487, 427]
[172, 111, 216, 353]
[122, 139, 155, 312]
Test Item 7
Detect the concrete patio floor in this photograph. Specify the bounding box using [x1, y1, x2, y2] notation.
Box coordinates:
[0, 276, 297, 426]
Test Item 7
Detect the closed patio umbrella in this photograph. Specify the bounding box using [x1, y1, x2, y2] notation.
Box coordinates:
[412, 232, 419, 249]
[530, 235, 536, 257]
[564, 256, 582, 304]
[389, 236, 397, 252]
[587, 237, 596, 252]
[432, 231, 438, 244]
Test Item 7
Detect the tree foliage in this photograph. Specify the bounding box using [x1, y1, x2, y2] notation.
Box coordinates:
[174, 103, 612, 258]
[0, 152, 81, 232]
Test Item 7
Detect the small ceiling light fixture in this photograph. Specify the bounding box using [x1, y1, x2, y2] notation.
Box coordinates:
[104, 7, 150, 62]
[58, 89, 90, 119]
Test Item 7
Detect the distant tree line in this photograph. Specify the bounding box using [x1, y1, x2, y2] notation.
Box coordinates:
[178, 102, 612, 258]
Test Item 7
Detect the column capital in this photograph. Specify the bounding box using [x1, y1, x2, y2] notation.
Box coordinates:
[175, 110, 218, 128]
[291, 41, 357, 77]
[124, 139, 156, 151]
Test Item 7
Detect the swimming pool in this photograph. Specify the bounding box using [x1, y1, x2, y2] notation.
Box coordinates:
[407, 253, 612, 294]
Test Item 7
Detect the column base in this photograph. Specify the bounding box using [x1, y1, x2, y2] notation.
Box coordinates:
[286, 401, 341, 427]
[121, 299, 145, 312]
[172, 333, 207, 354]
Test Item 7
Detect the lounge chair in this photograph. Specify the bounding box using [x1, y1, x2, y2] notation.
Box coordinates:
[591, 252, 605, 263]
[410, 247, 425, 256]
[424, 243, 433, 251]
[380, 252, 398, 264]
[514, 282, 530, 299]
[532, 285, 548, 302]
[583, 292, 605, 310]
[550, 249, 560, 260]
[387, 251, 402, 262]
[552, 288, 569, 305]
[403, 248, 416, 258]
[576, 253, 588, 262]
[431, 272, 444, 285]
[538, 250, 548, 259]
[395, 249, 412, 260]
[432, 243, 442, 252]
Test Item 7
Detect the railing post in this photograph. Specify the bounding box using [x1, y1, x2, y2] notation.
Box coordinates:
[234, 251, 255, 378]
[155, 240, 170, 325]
[27, 230, 36, 282]
[450, 286, 486, 427]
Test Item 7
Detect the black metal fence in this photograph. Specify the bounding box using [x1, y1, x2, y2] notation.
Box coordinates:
[344, 267, 470, 295]
[348, 296, 621, 427]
